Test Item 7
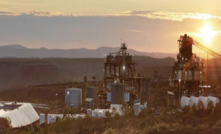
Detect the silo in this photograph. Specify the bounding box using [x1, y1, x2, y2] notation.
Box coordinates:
[187, 70, 192, 80]
[111, 83, 124, 104]
[65, 88, 82, 110]
[124, 92, 130, 102]
[180, 96, 190, 109]
[177, 70, 182, 80]
[199, 96, 208, 109]
[87, 86, 98, 102]
[189, 96, 199, 107]
[194, 71, 198, 80]
[107, 92, 111, 102]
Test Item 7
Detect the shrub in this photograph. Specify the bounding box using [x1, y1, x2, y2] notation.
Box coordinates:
[197, 101, 205, 110]
[105, 111, 111, 118]
[0, 118, 13, 134]
[162, 97, 168, 108]
[207, 101, 215, 111]
[102, 128, 116, 134]
[182, 105, 191, 115]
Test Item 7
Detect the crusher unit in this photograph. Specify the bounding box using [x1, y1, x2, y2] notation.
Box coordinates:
[170, 34, 221, 103]
[98, 43, 150, 108]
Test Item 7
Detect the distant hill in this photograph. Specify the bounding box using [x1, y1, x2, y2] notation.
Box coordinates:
[0, 56, 175, 90]
[0, 44, 176, 58]
[0, 56, 219, 90]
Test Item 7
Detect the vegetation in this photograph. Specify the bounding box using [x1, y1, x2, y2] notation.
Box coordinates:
[4, 101, 220, 134]
[0, 118, 13, 134]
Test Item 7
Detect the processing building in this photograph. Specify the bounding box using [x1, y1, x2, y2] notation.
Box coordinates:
[99, 43, 150, 108]
[0, 102, 39, 128]
[170, 34, 221, 105]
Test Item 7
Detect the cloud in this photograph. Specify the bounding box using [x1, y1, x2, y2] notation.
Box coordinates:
[0, 11, 14, 15]
[1, 10, 221, 21]
[123, 11, 221, 21]
[23, 11, 71, 17]
[0, 10, 71, 17]
[124, 29, 149, 34]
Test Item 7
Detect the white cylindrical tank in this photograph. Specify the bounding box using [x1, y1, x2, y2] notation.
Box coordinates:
[107, 92, 111, 102]
[208, 96, 220, 107]
[189, 96, 199, 107]
[134, 103, 141, 116]
[177, 70, 182, 80]
[199, 96, 208, 109]
[124, 92, 130, 102]
[180, 96, 190, 109]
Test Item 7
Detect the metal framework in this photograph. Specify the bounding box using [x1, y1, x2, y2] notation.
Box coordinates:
[171, 34, 221, 100]
[193, 40, 221, 60]
[102, 43, 145, 105]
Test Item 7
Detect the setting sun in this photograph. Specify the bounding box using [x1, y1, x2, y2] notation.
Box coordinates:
[198, 24, 217, 43]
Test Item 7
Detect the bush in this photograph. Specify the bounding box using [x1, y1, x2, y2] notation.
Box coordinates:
[207, 101, 215, 111]
[105, 111, 111, 118]
[162, 97, 168, 108]
[197, 101, 205, 110]
[102, 128, 116, 134]
[0, 118, 13, 134]
[182, 105, 191, 115]
[208, 110, 216, 127]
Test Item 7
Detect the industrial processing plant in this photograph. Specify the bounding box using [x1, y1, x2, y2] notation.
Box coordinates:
[51, 35, 221, 119]
[169, 34, 220, 108]
[2, 1, 221, 133]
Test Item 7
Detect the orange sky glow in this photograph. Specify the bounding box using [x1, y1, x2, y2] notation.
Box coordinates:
[0, 0, 221, 54]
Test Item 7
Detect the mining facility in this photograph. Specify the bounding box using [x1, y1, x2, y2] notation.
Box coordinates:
[1, 34, 221, 128]
[63, 34, 221, 117]
[170, 34, 220, 108]
[101, 43, 150, 107]
[83, 43, 150, 115]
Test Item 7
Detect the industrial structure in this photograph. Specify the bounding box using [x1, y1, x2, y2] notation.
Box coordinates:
[180, 95, 219, 109]
[0, 102, 39, 128]
[65, 88, 82, 110]
[170, 34, 221, 104]
[99, 43, 150, 108]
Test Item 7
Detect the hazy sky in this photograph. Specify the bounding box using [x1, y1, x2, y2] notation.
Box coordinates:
[0, 0, 221, 53]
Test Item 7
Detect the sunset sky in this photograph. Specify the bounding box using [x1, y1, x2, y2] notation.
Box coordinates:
[0, 0, 221, 53]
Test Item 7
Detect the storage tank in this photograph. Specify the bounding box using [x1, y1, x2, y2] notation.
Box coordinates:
[65, 88, 82, 109]
[134, 103, 141, 116]
[140, 105, 144, 111]
[180, 96, 190, 108]
[189, 96, 199, 107]
[199, 96, 208, 109]
[107, 92, 111, 102]
[124, 92, 130, 102]
[208, 96, 220, 107]
[87, 86, 98, 102]
[194, 71, 198, 80]
[111, 83, 124, 104]
[187, 70, 192, 80]
[177, 70, 182, 80]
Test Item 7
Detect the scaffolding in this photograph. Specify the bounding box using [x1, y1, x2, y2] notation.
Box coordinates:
[99, 43, 146, 107]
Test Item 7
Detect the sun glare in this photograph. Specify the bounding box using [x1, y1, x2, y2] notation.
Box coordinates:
[199, 24, 217, 43]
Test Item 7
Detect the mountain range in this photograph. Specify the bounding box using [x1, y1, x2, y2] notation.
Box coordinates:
[0, 44, 176, 58]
